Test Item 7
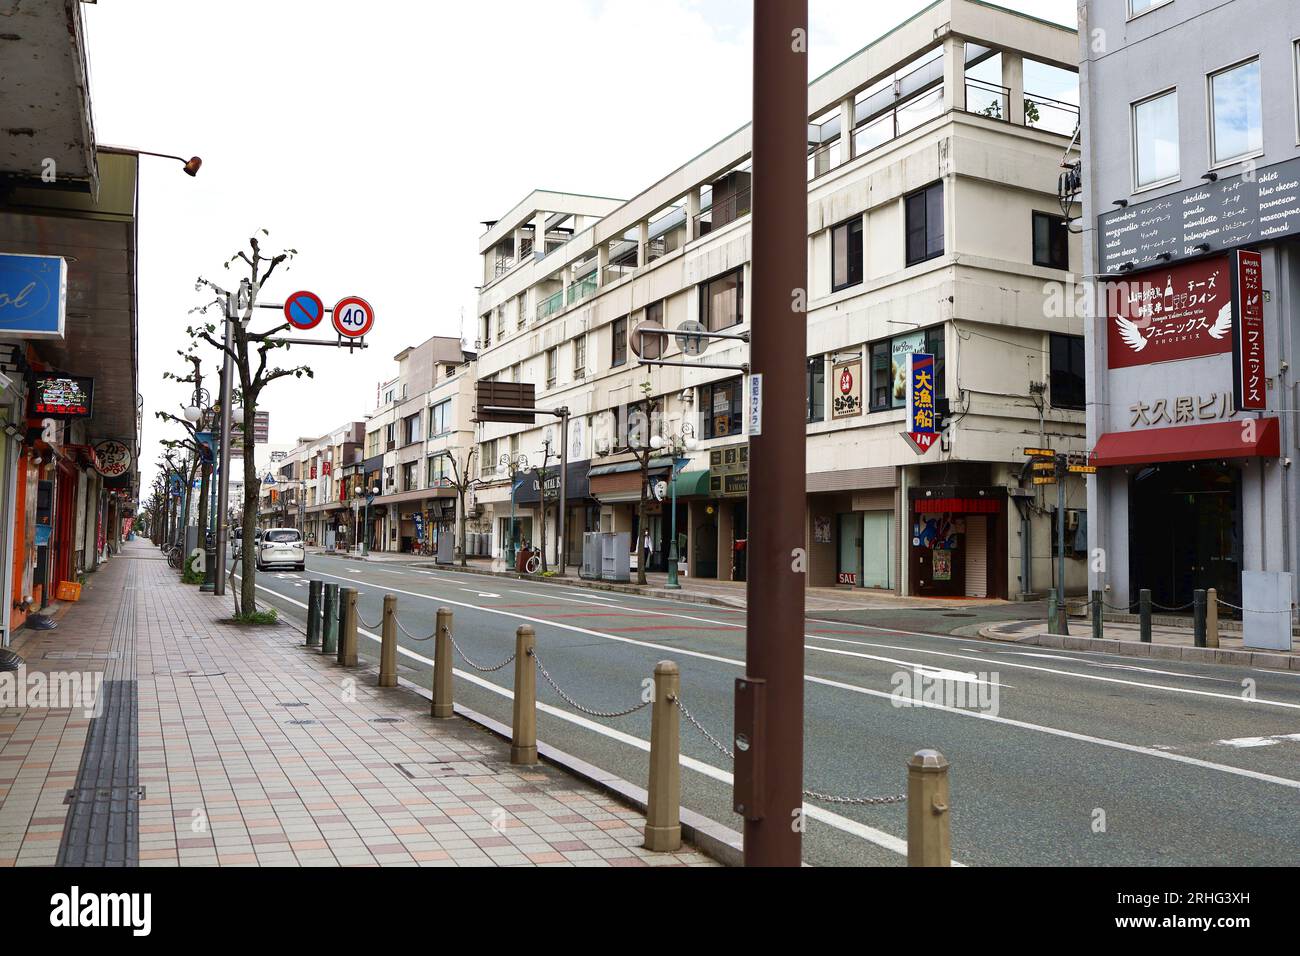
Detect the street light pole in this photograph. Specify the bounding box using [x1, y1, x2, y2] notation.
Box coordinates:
[653, 425, 696, 591]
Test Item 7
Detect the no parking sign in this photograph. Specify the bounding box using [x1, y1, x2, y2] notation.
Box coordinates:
[283, 290, 324, 329]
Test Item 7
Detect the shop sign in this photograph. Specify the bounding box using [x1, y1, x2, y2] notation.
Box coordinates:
[30, 373, 93, 418]
[1129, 391, 1236, 428]
[1232, 249, 1266, 410]
[902, 353, 938, 454]
[932, 549, 953, 581]
[0, 254, 66, 340]
[93, 439, 132, 479]
[837, 571, 857, 585]
[1107, 257, 1233, 369]
[831, 360, 863, 419]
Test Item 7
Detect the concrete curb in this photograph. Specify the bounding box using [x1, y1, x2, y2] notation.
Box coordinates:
[272, 602, 741, 866]
[979, 622, 1300, 671]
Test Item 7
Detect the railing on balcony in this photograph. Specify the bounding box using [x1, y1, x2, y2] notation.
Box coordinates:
[535, 288, 565, 321]
[965, 77, 1010, 121]
[566, 272, 597, 306]
[1025, 90, 1080, 138]
[492, 256, 514, 278]
[692, 188, 751, 236]
[602, 261, 636, 285]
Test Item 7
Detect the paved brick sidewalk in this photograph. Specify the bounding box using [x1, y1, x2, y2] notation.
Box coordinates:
[0, 541, 715, 867]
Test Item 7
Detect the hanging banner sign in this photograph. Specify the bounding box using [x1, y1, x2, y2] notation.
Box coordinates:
[1231, 249, 1266, 410]
[831, 360, 863, 419]
[902, 352, 938, 454]
[0, 253, 67, 340]
[29, 373, 93, 418]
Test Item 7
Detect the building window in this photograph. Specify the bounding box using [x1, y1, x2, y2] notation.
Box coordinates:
[701, 378, 743, 439]
[868, 327, 945, 412]
[427, 453, 450, 487]
[904, 182, 944, 266]
[384, 465, 395, 492]
[384, 423, 396, 450]
[402, 412, 422, 446]
[1209, 58, 1263, 167]
[1032, 212, 1069, 270]
[806, 358, 825, 423]
[517, 295, 527, 330]
[573, 335, 586, 379]
[831, 216, 864, 291]
[480, 439, 497, 478]
[1132, 89, 1179, 189]
[1049, 333, 1086, 410]
[699, 269, 744, 331]
[496, 305, 506, 339]
[546, 347, 558, 388]
[480, 312, 492, 348]
[429, 400, 450, 436]
[401, 461, 419, 492]
[1128, 0, 1172, 18]
[611, 316, 628, 367]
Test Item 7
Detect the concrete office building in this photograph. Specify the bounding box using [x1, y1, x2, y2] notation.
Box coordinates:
[473, 0, 1088, 598]
[1079, 0, 1300, 621]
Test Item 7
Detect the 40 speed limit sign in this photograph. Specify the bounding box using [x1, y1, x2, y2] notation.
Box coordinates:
[332, 296, 374, 338]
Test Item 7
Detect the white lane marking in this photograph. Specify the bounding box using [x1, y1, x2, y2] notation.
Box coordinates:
[1001, 651, 1235, 683]
[383, 569, 406, 575]
[286, 570, 1300, 792]
[805, 632, 1300, 711]
[244, 576, 927, 861]
[509, 589, 624, 608]
[460, 588, 501, 599]
[346, 569, 362, 574]
[1216, 733, 1300, 749]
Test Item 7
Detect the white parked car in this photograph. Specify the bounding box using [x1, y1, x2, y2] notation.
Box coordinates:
[257, 528, 305, 572]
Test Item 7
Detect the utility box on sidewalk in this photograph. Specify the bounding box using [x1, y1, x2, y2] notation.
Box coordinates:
[600, 532, 630, 583]
[1242, 570, 1294, 650]
[435, 534, 454, 565]
[581, 533, 601, 579]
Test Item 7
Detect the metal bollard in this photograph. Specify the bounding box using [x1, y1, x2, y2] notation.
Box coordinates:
[1139, 589, 1152, 643]
[644, 660, 681, 852]
[510, 625, 538, 765]
[339, 587, 358, 667]
[306, 580, 323, 647]
[1091, 589, 1103, 642]
[432, 607, 454, 718]
[1207, 587, 1220, 648]
[322, 583, 339, 655]
[1047, 588, 1059, 635]
[1193, 588, 1207, 648]
[379, 594, 398, 686]
[907, 749, 951, 867]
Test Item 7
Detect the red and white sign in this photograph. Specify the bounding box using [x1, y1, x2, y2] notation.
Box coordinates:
[837, 571, 858, 585]
[1107, 257, 1233, 369]
[902, 431, 939, 454]
[93, 439, 132, 478]
[332, 296, 374, 338]
[284, 290, 324, 330]
[1233, 249, 1266, 410]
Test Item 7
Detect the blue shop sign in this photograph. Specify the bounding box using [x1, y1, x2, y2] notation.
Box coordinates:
[0, 254, 67, 340]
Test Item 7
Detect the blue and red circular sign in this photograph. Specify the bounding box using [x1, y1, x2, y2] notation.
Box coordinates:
[284, 290, 324, 330]
[332, 296, 374, 338]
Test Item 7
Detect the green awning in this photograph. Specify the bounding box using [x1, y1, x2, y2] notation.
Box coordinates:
[674, 470, 712, 497]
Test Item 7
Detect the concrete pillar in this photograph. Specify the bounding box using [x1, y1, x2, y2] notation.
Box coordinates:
[533, 212, 548, 256]
[1004, 52, 1025, 126]
[942, 35, 966, 113]
[839, 95, 856, 163]
[686, 187, 701, 243]
[597, 243, 610, 286]
[637, 220, 650, 267]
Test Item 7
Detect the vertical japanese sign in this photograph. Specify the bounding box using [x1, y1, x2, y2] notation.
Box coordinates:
[1232, 249, 1266, 411]
[831, 359, 862, 419]
[902, 352, 938, 454]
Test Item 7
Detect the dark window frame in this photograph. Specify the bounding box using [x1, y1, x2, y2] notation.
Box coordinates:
[868, 327, 946, 413]
[830, 215, 864, 292]
[701, 377, 744, 439]
[611, 316, 628, 368]
[904, 181, 944, 266]
[699, 268, 744, 332]
[1032, 211, 1070, 270]
[1049, 333, 1086, 410]
[806, 357, 826, 423]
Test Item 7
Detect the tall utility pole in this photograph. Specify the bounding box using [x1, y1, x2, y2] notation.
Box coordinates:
[213, 292, 235, 596]
[737, 0, 807, 867]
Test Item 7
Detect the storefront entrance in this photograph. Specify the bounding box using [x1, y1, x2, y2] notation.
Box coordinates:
[1128, 462, 1242, 611]
[909, 491, 1006, 599]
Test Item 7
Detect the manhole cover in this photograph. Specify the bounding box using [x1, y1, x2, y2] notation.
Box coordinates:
[395, 760, 499, 779]
[943, 613, 977, 618]
[370, 716, 404, 724]
[287, 719, 318, 726]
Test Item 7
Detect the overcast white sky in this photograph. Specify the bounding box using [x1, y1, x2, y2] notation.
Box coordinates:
[81, 0, 1077, 489]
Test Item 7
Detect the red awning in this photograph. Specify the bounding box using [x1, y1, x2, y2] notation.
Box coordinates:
[1091, 418, 1280, 467]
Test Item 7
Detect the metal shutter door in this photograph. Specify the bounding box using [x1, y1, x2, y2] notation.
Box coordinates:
[964, 515, 987, 598]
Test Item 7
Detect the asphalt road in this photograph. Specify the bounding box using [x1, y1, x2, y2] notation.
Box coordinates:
[237, 554, 1300, 866]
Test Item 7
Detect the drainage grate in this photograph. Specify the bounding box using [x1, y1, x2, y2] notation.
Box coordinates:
[287, 719, 318, 726]
[279, 701, 309, 708]
[65, 785, 145, 805]
[395, 760, 500, 779]
[369, 716, 404, 724]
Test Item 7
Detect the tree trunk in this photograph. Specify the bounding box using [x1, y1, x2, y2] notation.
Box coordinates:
[636, 453, 650, 585]
[240, 400, 259, 614]
[457, 488, 467, 567]
[197, 462, 210, 549]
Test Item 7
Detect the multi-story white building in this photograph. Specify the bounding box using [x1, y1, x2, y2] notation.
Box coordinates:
[472, 0, 1088, 599]
[361, 335, 478, 554]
